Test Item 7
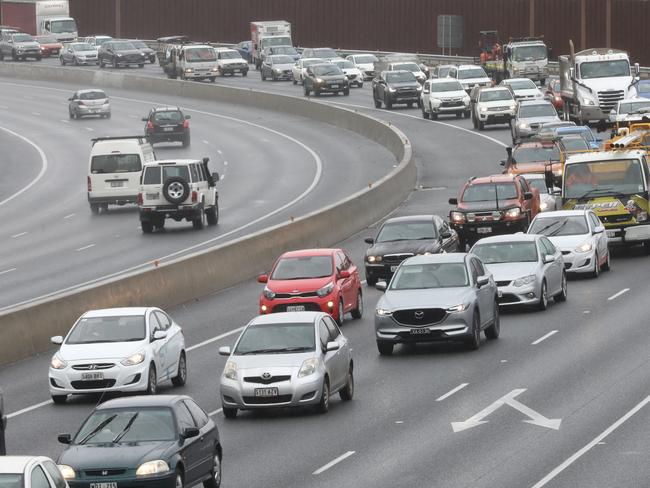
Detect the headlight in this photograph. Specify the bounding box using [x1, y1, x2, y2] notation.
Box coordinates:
[116, 53, 123, 57]
[581, 98, 596, 106]
[136, 460, 170, 477]
[416, 85, 422, 91]
[50, 355, 67, 370]
[273, 68, 281, 73]
[316, 281, 335, 298]
[509, 104, 517, 110]
[223, 361, 237, 380]
[263, 286, 275, 299]
[513, 275, 536, 287]
[518, 122, 529, 129]
[429, 98, 441, 106]
[388, 87, 396, 92]
[184, 68, 193, 73]
[553, 167, 564, 176]
[376, 308, 392, 316]
[450, 211, 466, 223]
[574, 242, 592, 253]
[463, 96, 471, 104]
[480, 106, 488, 112]
[315, 78, 324, 84]
[367, 255, 382, 263]
[121, 351, 145, 366]
[447, 303, 469, 312]
[505, 207, 521, 218]
[540, 200, 550, 211]
[58, 465, 76, 480]
[211, 67, 218, 72]
[298, 358, 319, 378]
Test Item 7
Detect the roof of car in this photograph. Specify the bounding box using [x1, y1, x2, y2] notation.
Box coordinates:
[0, 456, 52, 473]
[152, 106, 182, 112]
[502, 78, 536, 84]
[213, 47, 237, 52]
[521, 173, 545, 180]
[470, 174, 518, 184]
[82, 307, 152, 318]
[97, 395, 190, 410]
[142, 159, 202, 167]
[519, 99, 553, 106]
[280, 248, 338, 258]
[474, 233, 538, 244]
[430, 78, 460, 84]
[403, 253, 468, 265]
[479, 86, 511, 92]
[249, 311, 325, 325]
[76, 89, 106, 95]
[457, 64, 483, 69]
[566, 149, 646, 164]
[534, 209, 590, 218]
[514, 139, 559, 148]
[383, 214, 437, 224]
[556, 125, 590, 134]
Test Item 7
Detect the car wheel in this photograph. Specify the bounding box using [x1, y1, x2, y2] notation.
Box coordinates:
[377, 341, 393, 355]
[303, 85, 310, 97]
[316, 379, 330, 414]
[0, 51, 3, 61]
[343, 88, 350, 96]
[242, 70, 248, 77]
[106, 112, 111, 119]
[89, 203, 100, 214]
[163, 177, 190, 204]
[358, 82, 364, 88]
[538, 280, 548, 311]
[171, 352, 187, 386]
[174, 469, 184, 488]
[314, 88, 321, 97]
[74, 57, 79, 66]
[366, 276, 377, 287]
[591, 253, 600, 278]
[465, 311, 481, 350]
[11, 50, 18, 61]
[51, 394, 67, 404]
[192, 208, 206, 230]
[555, 273, 568, 302]
[138, 63, 144, 68]
[431, 112, 438, 120]
[385, 97, 392, 110]
[141, 221, 154, 233]
[69, 109, 75, 120]
[485, 302, 500, 339]
[336, 298, 345, 326]
[407, 101, 414, 108]
[374, 97, 382, 109]
[113, 58, 118, 69]
[222, 407, 238, 419]
[339, 365, 354, 401]
[182, 134, 190, 147]
[351, 290, 363, 319]
[145, 364, 157, 395]
[292, 77, 297, 85]
[644, 241, 650, 255]
[99, 59, 105, 68]
[478, 120, 485, 131]
[421, 105, 430, 119]
[153, 217, 165, 230]
[456, 112, 463, 118]
[202, 453, 222, 488]
[261, 71, 266, 81]
[206, 204, 218, 225]
[602, 250, 611, 271]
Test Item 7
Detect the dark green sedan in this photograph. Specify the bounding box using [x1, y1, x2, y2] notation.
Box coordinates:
[56, 395, 222, 488]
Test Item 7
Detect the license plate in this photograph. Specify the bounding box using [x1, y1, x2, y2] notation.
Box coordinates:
[286, 305, 306, 312]
[606, 230, 616, 238]
[146, 192, 159, 200]
[255, 387, 278, 397]
[331, 84, 339, 89]
[110, 181, 123, 187]
[90, 483, 117, 488]
[410, 328, 431, 335]
[163, 127, 174, 132]
[81, 372, 103, 381]
[390, 265, 398, 272]
[477, 227, 492, 234]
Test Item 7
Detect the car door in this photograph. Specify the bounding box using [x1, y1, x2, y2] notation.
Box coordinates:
[148, 311, 167, 379]
[335, 252, 354, 312]
[183, 399, 216, 478]
[155, 310, 182, 380]
[323, 316, 348, 389]
[42, 460, 67, 488]
[174, 401, 204, 486]
[539, 237, 562, 293]
[437, 218, 458, 252]
[29, 463, 55, 488]
[318, 320, 338, 386]
[589, 211, 608, 261]
[471, 258, 493, 326]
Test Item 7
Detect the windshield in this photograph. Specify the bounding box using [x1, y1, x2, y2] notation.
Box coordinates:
[12, 33, 33, 42]
[618, 100, 650, 114]
[529, 215, 589, 236]
[462, 183, 517, 202]
[154, 110, 183, 122]
[114, 41, 136, 50]
[335, 60, 354, 69]
[72, 43, 92, 51]
[270, 55, 294, 64]
[220, 50, 241, 59]
[580, 60, 630, 79]
[185, 47, 216, 62]
[563, 159, 646, 198]
[36, 36, 57, 43]
[91, 154, 140, 174]
[526, 178, 550, 194]
[519, 104, 557, 118]
[505, 79, 537, 90]
[431, 81, 463, 92]
[80, 90, 107, 100]
[513, 145, 561, 162]
[74, 408, 176, 444]
[393, 63, 420, 71]
[390, 263, 469, 289]
[386, 72, 416, 83]
[261, 36, 291, 48]
[479, 90, 513, 102]
[376, 222, 437, 242]
[66, 315, 145, 344]
[272, 46, 296, 55]
[512, 45, 547, 61]
[313, 48, 337, 58]
[0, 474, 23, 488]
[96, 37, 112, 45]
[472, 241, 538, 263]
[302, 59, 320, 67]
[437, 66, 453, 77]
[271, 255, 333, 280]
[560, 137, 589, 151]
[458, 68, 487, 79]
[354, 55, 377, 64]
[50, 19, 76, 33]
[235, 322, 315, 354]
[313, 65, 342, 76]
[131, 40, 148, 49]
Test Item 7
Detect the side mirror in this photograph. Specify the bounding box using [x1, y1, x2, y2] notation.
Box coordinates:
[423, 89, 430, 94]
[375, 281, 387, 292]
[67, 97, 72, 101]
[326, 341, 340, 352]
[339, 270, 351, 279]
[544, 169, 555, 191]
[141, 117, 148, 122]
[58, 433, 72, 444]
[441, 230, 452, 239]
[543, 254, 555, 264]
[153, 330, 167, 341]
[257, 274, 268, 283]
[594, 225, 605, 234]
[476, 275, 490, 288]
[524, 192, 534, 200]
[448, 197, 458, 205]
[181, 427, 200, 439]
[218, 346, 231, 356]
[609, 109, 616, 116]
[51, 335, 63, 345]
[635, 62, 640, 76]
[569, 67, 575, 79]
[185, 115, 191, 120]
[364, 237, 374, 244]
[211, 172, 220, 182]
[500, 160, 506, 167]
[506, 146, 513, 157]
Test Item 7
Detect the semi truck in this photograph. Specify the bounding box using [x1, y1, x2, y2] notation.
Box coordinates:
[559, 40, 638, 126]
[0, 0, 77, 42]
[479, 31, 549, 83]
[250, 20, 291, 69]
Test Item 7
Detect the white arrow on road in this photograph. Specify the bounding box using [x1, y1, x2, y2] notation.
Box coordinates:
[451, 389, 562, 433]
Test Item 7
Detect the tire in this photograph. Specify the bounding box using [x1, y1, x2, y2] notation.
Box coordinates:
[174, 469, 184, 488]
[138, 63, 144, 68]
[106, 112, 111, 119]
[339, 366, 354, 401]
[206, 204, 218, 225]
[141, 220, 154, 233]
[591, 253, 600, 278]
[261, 71, 266, 81]
[153, 217, 165, 230]
[407, 102, 414, 108]
[99, 59, 105, 68]
[11, 50, 18, 61]
[644, 241, 650, 255]
[203, 453, 222, 488]
[602, 250, 611, 271]
[36, 55, 41, 61]
[366, 276, 377, 287]
[304, 86, 310, 97]
[222, 407, 238, 419]
[163, 177, 190, 204]
[193, 208, 206, 230]
[555, 273, 568, 302]
[336, 298, 344, 326]
[89, 203, 100, 214]
[74, 57, 79, 66]
[51, 394, 67, 404]
[171, 352, 187, 387]
[343, 88, 350, 96]
[377, 341, 393, 355]
[60, 55, 65, 65]
[431, 112, 438, 120]
[113, 58, 118, 69]
[485, 302, 500, 339]
[478, 121, 485, 131]
[456, 112, 463, 118]
[374, 97, 381, 109]
[182, 134, 190, 147]
[538, 280, 548, 311]
[0, 51, 4, 62]
[316, 379, 330, 414]
[350, 290, 363, 319]
[292, 78, 297, 85]
[242, 70, 248, 77]
[145, 364, 157, 395]
[465, 311, 481, 350]
[358, 82, 364, 88]
[314, 88, 321, 97]
[421, 106, 430, 119]
[385, 97, 392, 110]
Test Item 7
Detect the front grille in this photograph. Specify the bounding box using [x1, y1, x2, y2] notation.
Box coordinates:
[348, 74, 357, 80]
[383, 253, 414, 264]
[599, 214, 630, 224]
[85, 469, 126, 477]
[598, 90, 625, 112]
[271, 303, 322, 312]
[274, 291, 318, 299]
[561, 250, 571, 255]
[396, 88, 417, 96]
[243, 394, 292, 405]
[496, 280, 511, 287]
[393, 308, 447, 326]
[489, 106, 510, 111]
[564, 263, 573, 269]
[498, 294, 520, 304]
[244, 375, 291, 385]
[72, 363, 115, 370]
[71, 379, 116, 390]
[442, 100, 463, 107]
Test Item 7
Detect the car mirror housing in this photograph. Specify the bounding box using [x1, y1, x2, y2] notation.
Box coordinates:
[326, 341, 340, 352]
[339, 270, 351, 279]
[141, 117, 148, 122]
[524, 192, 534, 200]
[375, 281, 387, 292]
[500, 160, 506, 167]
[181, 427, 200, 439]
[476, 275, 490, 288]
[257, 274, 268, 283]
[153, 330, 167, 341]
[594, 225, 605, 234]
[543, 254, 555, 264]
[51, 335, 63, 345]
[218, 346, 231, 356]
[58, 433, 72, 444]
[211, 172, 220, 182]
[364, 237, 374, 244]
[448, 197, 458, 205]
[441, 230, 452, 239]
[185, 115, 191, 120]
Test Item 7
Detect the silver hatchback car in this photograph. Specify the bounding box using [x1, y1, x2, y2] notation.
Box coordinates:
[374, 253, 500, 355]
[219, 312, 353, 418]
[68, 89, 111, 119]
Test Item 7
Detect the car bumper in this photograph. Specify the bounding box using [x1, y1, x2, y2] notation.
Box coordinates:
[49, 362, 149, 396]
[77, 106, 110, 116]
[139, 205, 201, 221]
[560, 249, 596, 273]
[221, 66, 248, 74]
[114, 59, 145, 66]
[68, 472, 176, 488]
[605, 224, 650, 243]
[497, 283, 541, 306]
[148, 131, 187, 142]
[479, 111, 515, 123]
[259, 296, 340, 319]
[75, 58, 97, 65]
[375, 313, 473, 344]
[88, 194, 138, 205]
[387, 93, 420, 104]
[221, 375, 324, 410]
[452, 219, 528, 242]
[314, 83, 347, 93]
[579, 106, 610, 122]
[432, 103, 469, 114]
[184, 70, 218, 78]
[365, 263, 398, 283]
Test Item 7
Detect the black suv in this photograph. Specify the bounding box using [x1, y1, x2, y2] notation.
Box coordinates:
[99, 40, 146, 68]
[372, 70, 421, 109]
[303, 63, 349, 96]
[143, 106, 191, 146]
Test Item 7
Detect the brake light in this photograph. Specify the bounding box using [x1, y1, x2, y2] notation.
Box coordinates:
[146, 121, 153, 132]
[191, 190, 198, 203]
[137, 193, 143, 205]
[183, 119, 189, 129]
[78, 101, 85, 106]
[87, 176, 91, 192]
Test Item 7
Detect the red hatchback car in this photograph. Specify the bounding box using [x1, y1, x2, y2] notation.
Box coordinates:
[258, 248, 363, 325]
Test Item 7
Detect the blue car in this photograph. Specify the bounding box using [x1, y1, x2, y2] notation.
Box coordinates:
[555, 125, 602, 150]
[635, 79, 650, 100]
[234, 40, 252, 63]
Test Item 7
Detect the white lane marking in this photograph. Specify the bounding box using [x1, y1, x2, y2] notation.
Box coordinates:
[208, 408, 223, 417]
[85, 127, 94, 132]
[7, 400, 53, 419]
[395, 420, 404, 424]
[436, 383, 469, 402]
[202, 139, 210, 144]
[75, 244, 95, 251]
[186, 326, 245, 352]
[607, 288, 629, 301]
[63, 213, 75, 219]
[0, 126, 48, 208]
[59, 119, 70, 124]
[32, 112, 41, 116]
[0, 105, 8, 109]
[531, 330, 558, 345]
[128, 114, 138, 118]
[11, 232, 27, 238]
[313, 451, 356, 475]
[0, 268, 16, 276]
[532, 395, 650, 487]
[217, 149, 223, 154]
[220, 174, 225, 180]
[223, 161, 228, 166]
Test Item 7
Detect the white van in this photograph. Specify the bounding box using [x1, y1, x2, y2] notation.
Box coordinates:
[87, 136, 155, 214]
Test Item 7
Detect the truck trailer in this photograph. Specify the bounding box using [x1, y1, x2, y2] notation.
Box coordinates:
[250, 20, 292, 69]
[1, 0, 77, 42]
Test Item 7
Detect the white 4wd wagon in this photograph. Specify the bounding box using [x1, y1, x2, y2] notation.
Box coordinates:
[138, 158, 219, 233]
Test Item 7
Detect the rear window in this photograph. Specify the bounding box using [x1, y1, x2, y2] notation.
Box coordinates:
[154, 111, 183, 123]
[142, 165, 190, 183]
[91, 154, 142, 174]
[79, 91, 107, 100]
[143, 166, 161, 184]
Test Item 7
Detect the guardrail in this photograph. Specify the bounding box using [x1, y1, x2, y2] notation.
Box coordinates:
[0, 63, 415, 365]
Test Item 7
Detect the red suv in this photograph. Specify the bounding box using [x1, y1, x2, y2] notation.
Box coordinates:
[258, 248, 363, 325]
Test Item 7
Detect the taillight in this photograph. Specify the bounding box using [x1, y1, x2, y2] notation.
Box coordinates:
[78, 101, 85, 106]
[87, 176, 91, 192]
[191, 190, 198, 203]
[183, 120, 189, 129]
[146, 121, 154, 132]
[137, 193, 143, 205]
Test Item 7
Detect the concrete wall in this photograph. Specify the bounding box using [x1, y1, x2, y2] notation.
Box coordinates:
[0, 63, 415, 365]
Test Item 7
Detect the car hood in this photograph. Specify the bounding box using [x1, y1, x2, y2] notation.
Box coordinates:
[356, 63, 374, 71]
[367, 239, 442, 257]
[459, 76, 491, 85]
[519, 115, 559, 125]
[115, 49, 143, 56]
[483, 262, 538, 281]
[266, 276, 332, 294]
[378, 287, 475, 310]
[75, 50, 97, 56]
[138, 47, 154, 54]
[479, 99, 515, 108]
[341, 68, 362, 76]
[316, 74, 347, 82]
[272, 63, 294, 70]
[513, 88, 542, 98]
[40, 42, 62, 48]
[431, 89, 467, 99]
[221, 58, 245, 65]
[387, 81, 420, 89]
[456, 199, 520, 211]
[581, 76, 634, 94]
[58, 441, 174, 469]
[15, 41, 39, 49]
[229, 351, 313, 370]
[59, 341, 146, 361]
[547, 233, 590, 250]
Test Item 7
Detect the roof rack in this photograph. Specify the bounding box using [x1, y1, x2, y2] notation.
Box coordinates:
[91, 136, 147, 146]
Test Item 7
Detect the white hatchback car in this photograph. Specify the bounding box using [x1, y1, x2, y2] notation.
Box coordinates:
[346, 53, 378, 80]
[0, 456, 69, 488]
[49, 307, 186, 403]
[291, 57, 323, 85]
[332, 59, 364, 87]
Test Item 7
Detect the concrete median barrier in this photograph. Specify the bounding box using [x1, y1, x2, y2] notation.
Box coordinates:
[0, 63, 415, 365]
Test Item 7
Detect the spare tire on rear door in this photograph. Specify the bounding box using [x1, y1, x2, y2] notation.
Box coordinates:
[163, 177, 190, 204]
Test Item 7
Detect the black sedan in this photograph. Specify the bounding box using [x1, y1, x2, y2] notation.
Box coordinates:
[303, 63, 349, 96]
[57, 395, 222, 488]
[364, 214, 459, 285]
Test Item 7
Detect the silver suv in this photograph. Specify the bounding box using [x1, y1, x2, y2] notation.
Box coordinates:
[0, 32, 41, 61]
[138, 158, 219, 233]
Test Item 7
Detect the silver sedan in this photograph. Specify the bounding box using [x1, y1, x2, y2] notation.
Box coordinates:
[471, 233, 567, 310]
[219, 311, 353, 418]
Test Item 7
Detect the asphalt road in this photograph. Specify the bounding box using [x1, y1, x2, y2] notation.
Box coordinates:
[2, 57, 650, 488]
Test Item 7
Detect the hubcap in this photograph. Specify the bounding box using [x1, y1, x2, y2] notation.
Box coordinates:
[175, 474, 182, 488]
[149, 368, 156, 394]
[179, 356, 186, 381]
[213, 455, 221, 485]
[168, 182, 185, 199]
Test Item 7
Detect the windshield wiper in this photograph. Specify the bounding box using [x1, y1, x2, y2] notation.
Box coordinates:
[534, 219, 564, 234]
[576, 187, 630, 200]
[79, 414, 117, 445]
[112, 412, 138, 443]
[239, 347, 310, 355]
[548, 219, 569, 236]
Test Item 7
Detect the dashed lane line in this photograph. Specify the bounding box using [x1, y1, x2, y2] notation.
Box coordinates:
[531, 330, 558, 345]
[436, 383, 469, 402]
[607, 288, 629, 301]
[313, 451, 356, 475]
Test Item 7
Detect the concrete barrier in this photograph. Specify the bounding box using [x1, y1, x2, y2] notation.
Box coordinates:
[0, 63, 415, 365]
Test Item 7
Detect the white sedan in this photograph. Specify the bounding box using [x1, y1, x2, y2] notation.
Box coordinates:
[0, 456, 69, 488]
[332, 59, 364, 87]
[48, 307, 186, 403]
[292, 57, 323, 85]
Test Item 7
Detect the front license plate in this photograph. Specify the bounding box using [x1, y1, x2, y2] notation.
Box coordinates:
[390, 265, 398, 272]
[255, 387, 278, 397]
[410, 328, 431, 335]
[286, 305, 306, 312]
[90, 483, 117, 488]
[163, 127, 174, 132]
[110, 181, 123, 187]
[606, 230, 616, 238]
[81, 372, 104, 381]
[330, 84, 339, 89]
[477, 227, 492, 234]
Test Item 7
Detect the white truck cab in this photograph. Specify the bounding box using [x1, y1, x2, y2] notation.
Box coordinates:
[165, 44, 219, 81]
[214, 47, 249, 76]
